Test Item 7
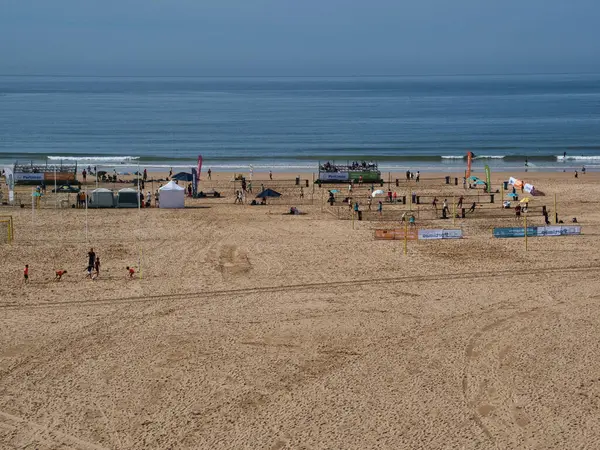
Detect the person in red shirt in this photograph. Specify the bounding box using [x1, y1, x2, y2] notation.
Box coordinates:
[23, 265, 29, 283]
[54, 270, 67, 281]
[126, 266, 135, 279]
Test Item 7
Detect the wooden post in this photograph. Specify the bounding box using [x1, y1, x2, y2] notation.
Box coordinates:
[404, 220, 408, 255]
[524, 214, 528, 251]
[501, 185, 504, 208]
[452, 195, 456, 225]
[352, 210, 355, 229]
[554, 193, 557, 224]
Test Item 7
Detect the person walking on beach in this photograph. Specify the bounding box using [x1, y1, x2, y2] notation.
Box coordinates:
[82, 169, 87, 184]
[442, 199, 448, 215]
[93, 256, 100, 280]
[416, 171, 420, 182]
[575, 170, 578, 178]
[207, 168, 212, 180]
[432, 197, 438, 212]
[23, 265, 29, 284]
[457, 196, 464, 209]
[269, 170, 273, 180]
[169, 168, 173, 179]
[367, 197, 372, 210]
[143, 169, 147, 182]
[54, 270, 67, 281]
[406, 170, 410, 181]
[87, 248, 96, 279]
[378, 201, 383, 216]
[300, 186, 304, 199]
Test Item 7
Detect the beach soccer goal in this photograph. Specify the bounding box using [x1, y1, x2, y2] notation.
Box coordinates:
[0, 216, 14, 243]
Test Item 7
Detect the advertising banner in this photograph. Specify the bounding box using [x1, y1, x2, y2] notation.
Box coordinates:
[375, 229, 418, 240]
[15, 172, 44, 182]
[537, 226, 581, 236]
[4, 167, 14, 189]
[43, 172, 75, 182]
[494, 226, 581, 238]
[493, 227, 537, 238]
[320, 172, 349, 182]
[466, 151, 473, 178]
[197, 155, 203, 179]
[191, 168, 198, 196]
[418, 229, 463, 240]
[349, 171, 380, 183]
[484, 165, 491, 192]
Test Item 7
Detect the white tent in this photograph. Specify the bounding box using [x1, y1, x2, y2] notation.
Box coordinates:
[159, 180, 185, 209]
[90, 188, 115, 208]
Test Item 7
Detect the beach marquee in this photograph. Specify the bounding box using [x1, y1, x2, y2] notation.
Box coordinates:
[493, 226, 580, 238]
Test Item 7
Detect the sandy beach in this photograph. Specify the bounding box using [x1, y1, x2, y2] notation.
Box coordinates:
[1, 169, 600, 449]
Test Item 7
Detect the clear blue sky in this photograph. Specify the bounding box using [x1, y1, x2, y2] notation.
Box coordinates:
[1, 0, 598, 76]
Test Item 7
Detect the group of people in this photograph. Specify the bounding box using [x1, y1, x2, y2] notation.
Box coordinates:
[405, 170, 420, 182]
[23, 247, 136, 283]
[320, 161, 377, 173]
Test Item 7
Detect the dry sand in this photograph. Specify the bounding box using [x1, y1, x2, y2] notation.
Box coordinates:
[1, 170, 600, 449]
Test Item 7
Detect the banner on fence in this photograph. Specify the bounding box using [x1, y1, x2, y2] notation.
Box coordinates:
[494, 226, 581, 238]
[536, 226, 581, 236]
[320, 172, 349, 182]
[493, 227, 537, 238]
[375, 229, 418, 240]
[14, 172, 44, 182]
[418, 229, 463, 240]
[375, 228, 462, 240]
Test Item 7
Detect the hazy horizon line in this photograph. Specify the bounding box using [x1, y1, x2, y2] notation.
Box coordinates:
[1, 71, 599, 79]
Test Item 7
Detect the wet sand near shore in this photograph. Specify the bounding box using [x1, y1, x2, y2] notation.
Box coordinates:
[1, 170, 600, 449]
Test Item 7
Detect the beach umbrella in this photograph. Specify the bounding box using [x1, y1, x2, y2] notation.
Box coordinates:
[520, 197, 531, 203]
[256, 188, 281, 198]
[474, 180, 486, 185]
[507, 193, 518, 198]
[371, 189, 385, 197]
[329, 189, 339, 194]
[468, 176, 479, 182]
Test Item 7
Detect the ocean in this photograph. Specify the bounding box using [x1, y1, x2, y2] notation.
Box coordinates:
[1, 74, 599, 173]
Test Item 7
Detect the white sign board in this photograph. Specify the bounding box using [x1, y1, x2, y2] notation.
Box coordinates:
[418, 229, 463, 240]
[320, 172, 349, 181]
[14, 172, 44, 182]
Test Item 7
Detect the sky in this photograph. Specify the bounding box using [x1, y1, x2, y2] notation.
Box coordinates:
[1, 0, 598, 76]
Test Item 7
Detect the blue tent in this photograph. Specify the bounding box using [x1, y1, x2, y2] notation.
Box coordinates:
[256, 188, 281, 198]
[468, 176, 480, 182]
[507, 193, 518, 198]
[172, 172, 193, 182]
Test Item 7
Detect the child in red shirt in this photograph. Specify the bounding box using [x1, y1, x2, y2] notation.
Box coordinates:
[54, 270, 67, 281]
[126, 266, 135, 279]
[23, 265, 29, 283]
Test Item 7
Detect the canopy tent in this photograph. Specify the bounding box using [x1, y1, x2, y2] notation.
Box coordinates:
[474, 180, 487, 185]
[116, 188, 139, 208]
[159, 180, 185, 208]
[256, 188, 281, 198]
[171, 172, 193, 182]
[468, 176, 480, 182]
[506, 193, 518, 198]
[90, 188, 115, 208]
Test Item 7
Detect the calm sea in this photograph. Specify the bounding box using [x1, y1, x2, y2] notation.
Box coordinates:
[1, 74, 599, 172]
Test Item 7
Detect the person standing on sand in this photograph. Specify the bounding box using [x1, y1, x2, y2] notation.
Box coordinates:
[367, 197, 372, 210]
[143, 169, 147, 182]
[169, 168, 173, 179]
[378, 201, 383, 215]
[82, 169, 87, 184]
[575, 170, 578, 178]
[208, 168, 212, 180]
[416, 171, 420, 182]
[432, 197, 438, 212]
[269, 170, 273, 180]
[23, 265, 29, 284]
[93, 256, 100, 280]
[87, 248, 96, 278]
[457, 196, 464, 209]
[300, 186, 304, 198]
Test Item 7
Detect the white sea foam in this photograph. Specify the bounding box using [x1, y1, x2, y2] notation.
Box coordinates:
[46, 155, 140, 162]
[556, 155, 600, 161]
[473, 155, 505, 159]
[441, 155, 464, 159]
